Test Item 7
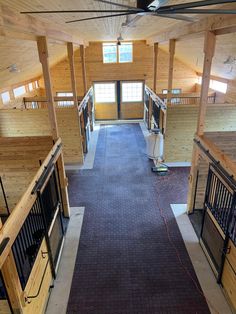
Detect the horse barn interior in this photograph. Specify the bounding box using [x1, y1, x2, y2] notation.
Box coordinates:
[1, 0, 236, 313]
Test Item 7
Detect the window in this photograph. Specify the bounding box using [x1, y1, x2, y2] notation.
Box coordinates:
[94, 83, 116, 103]
[119, 43, 133, 63]
[103, 43, 117, 63]
[1, 91, 10, 104]
[56, 92, 74, 107]
[28, 83, 33, 91]
[13, 86, 26, 98]
[122, 82, 143, 102]
[162, 89, 182, 94]
[35, 81, 39, 89]
[103, 42, 133, 63]
[198, 76, 228, 94]
[162, 89, 181, 104]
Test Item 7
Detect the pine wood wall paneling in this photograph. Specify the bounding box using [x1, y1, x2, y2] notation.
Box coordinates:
[164, 105, 236, 163]
[0, 109, 84, 164]
[45, 41, 198, 96]
[0, 136, 53, 212]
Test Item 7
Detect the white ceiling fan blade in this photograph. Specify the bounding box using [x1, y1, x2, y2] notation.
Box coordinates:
[148, 0, 170, 10]
[138, 11, 197, 22]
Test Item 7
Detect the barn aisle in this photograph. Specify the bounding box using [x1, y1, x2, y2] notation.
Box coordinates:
[66, 123, 210, 314]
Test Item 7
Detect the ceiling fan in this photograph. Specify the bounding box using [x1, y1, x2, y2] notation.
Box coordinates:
[21, 0, 236, 24]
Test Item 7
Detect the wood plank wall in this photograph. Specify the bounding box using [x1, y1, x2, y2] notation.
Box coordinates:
[40, 41, 198, 95]
[0, 109, 83, 164]
[0, 136, 53, 212]
[165, 105, 236, 162]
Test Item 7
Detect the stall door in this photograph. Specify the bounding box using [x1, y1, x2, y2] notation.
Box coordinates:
[94, 82, 118, 120]
[120, 81, 144, 120]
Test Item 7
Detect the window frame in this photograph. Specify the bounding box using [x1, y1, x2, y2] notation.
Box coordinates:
[93, 82, 117, 104]
[121, 81, 144, 103]
[13, 85, 26, 98]
[102, 43, 118, 64]
[102, 42, 133, 64]
[1, 91, 11, 104]
[118, 42, 133, 63]
[56, 92, 74, 107]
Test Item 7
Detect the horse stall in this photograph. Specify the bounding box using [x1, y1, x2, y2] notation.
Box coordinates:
[189, 132, 236, 311]
[0, 136, 68, 313]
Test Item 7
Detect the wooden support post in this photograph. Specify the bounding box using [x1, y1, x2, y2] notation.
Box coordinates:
[197, 31, 216, 136]
[80, 45, 87, 95]
[37, 36, 58, 139]
[67, 42, 84, 163]
[37, 36, 70, 217]
[153, 43, 159, 93]
[167, 39, 176, 106]
[187, 144, 200, 213]
[1, 252, 25, 313]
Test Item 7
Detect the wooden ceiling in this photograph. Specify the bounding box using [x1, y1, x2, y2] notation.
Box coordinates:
[1, 0, 236, 88]
[161, 32, 236, 80]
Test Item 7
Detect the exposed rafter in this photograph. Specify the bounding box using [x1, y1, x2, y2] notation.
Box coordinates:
[0, 4, 84, 45]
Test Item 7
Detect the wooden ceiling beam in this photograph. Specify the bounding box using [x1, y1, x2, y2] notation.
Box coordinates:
[148, 14, 236, 44]
[0, 4, 83, 45]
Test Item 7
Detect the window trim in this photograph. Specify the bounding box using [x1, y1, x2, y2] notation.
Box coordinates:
[118, 42, 133, 63]
[1, 91, 11, 104]
[93, 81, 117, 104]
[121, 81, 144, 103]
[102, 42, 133, 64]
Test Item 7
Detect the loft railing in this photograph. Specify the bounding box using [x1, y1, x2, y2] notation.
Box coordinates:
[0, 138, 65, 309]
[159, 93, 216, 105]
[22, 96, 84, 109]
[144, 86, 167, 133]
[78, 87, 94, 154]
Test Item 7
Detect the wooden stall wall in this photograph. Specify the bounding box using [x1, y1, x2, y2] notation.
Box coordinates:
[0, 109, 83, 164]
[40, 41, 198, 95]
[0, 136, 52, 211]
[165, 105, 236, 162]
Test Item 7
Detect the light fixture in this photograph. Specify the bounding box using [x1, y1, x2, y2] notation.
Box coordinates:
[223, 56, 236, 65]
[117, 33, 124, 46]
[8, 64, 20, 73]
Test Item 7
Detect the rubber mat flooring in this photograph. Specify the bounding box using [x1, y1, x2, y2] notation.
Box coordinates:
[66, 124, 210, 314]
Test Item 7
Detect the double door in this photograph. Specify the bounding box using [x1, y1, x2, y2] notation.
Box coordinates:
[94, 81, 144, 120]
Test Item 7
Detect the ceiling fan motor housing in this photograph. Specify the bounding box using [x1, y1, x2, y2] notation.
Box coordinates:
[137, 0, 154, 10]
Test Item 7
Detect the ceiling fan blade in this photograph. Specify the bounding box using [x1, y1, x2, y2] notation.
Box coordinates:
[159, 0, 236, 12]
[94, 0, 143, 11]
[21, 9, 137, 14]
[155, 13, 197, 22]
[164, 8, 236, 14]
[122, 15, 143, 27]
[66, 12, 137, 23]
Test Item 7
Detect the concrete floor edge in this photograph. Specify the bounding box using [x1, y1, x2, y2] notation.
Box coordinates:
[171, 204, 233, 314]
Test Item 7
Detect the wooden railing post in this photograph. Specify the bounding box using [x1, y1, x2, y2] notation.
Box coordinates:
[1, 218, 24, 313]
[80, 45, 87, 95]
[167, 39, 176, 106]
[37, 36, 70, 217]
[197, 31, 216, 136]
[187, 144, 200, 213]
[153, 42, 159, 93]
[1, 252, 25, 313]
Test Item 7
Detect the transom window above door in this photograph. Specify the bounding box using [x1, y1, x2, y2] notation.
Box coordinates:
[103, 43, 133, 64]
